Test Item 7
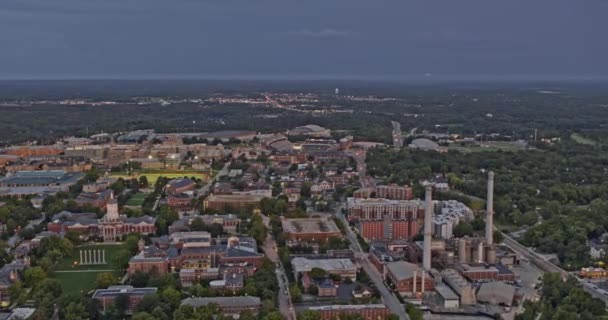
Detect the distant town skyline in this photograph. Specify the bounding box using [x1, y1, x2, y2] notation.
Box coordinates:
[1, 0, 607, 79]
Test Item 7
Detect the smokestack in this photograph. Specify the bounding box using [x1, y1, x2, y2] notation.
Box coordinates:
[421, 270, 426, 294]
[485, 171, 494, 245]
[423, 186, 433, 271]
[413, 270, 417, 295]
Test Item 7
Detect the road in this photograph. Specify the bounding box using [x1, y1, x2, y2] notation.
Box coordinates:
[333, 205, 409, 320]
[345, 149, 375, 189]
[391, 121, 403, 149]
[260, 215, 297, 320]
[197, 161, 230, 195]
[502, 233, 608, 304]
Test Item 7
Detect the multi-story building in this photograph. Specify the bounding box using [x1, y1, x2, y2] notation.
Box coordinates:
[127, 233, 263, 286]
[306, 304, 390, 320]
[281, 217, 341, 243]
[203, 194, 264, 212]
[92, 286, 157, 314]
[375, 184, 413, 200]
[168, 215, 241, 234]
[47, 195, 156, 241]
[166, 194, 195, 211]
[291, 257, 358, 282]
[353, 184, 413, 200]
[166, 178, 196, 195]
[346, 198, 423, 240]
[181, 296, 261, 319]
[75, 189, 113, 209]
[4, 146, 62, 157]
[432, 200, 473, 239]
[64, 145, 107, 161]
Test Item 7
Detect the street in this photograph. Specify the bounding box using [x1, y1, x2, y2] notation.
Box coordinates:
[502, 233, 608, 304]
[333, 205, 409, 320]
[391, 121, 404, 149]
[261, 215, 297, 320]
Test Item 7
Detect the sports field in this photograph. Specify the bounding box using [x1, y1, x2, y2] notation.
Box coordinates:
[50, 244, 125, 294]
[571, 133, 596, 146]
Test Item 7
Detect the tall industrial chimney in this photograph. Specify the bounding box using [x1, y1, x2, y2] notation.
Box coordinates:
[485, 171, 494, 245]
[423, 186, 433, 271]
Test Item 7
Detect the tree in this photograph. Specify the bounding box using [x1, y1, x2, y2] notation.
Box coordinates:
[265, 311, 284, 320]
[162, 287, 182, 309]
[130, 271, 150, 287]
[132, 312, 158, 320]
[298, 310, 321, 320]
[135, 294, 160, 313]
[493, 230, 504, 244]
[64, 302, 89, 320]
[405, 303, 423, 320]
[309, 267, 326, 279]
[95, 272, 118, 289]
[24, 266, 46, 287]
[453, 221, 474, 238]
[138, 176, 149, 188]
[289, 284, 302, 302]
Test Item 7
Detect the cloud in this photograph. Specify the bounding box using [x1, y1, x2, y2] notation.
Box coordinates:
[288, 28, 351, 38]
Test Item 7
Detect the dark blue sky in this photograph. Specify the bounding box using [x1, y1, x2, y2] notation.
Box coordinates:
[1, 0, 607, 79]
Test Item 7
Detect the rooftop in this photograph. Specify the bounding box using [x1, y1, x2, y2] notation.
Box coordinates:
[181, 296, 261, 308]
[281, 217, 340, 234]
[385, 261, 421, 280]
[291, 257, 356, 273]
[92, 285, 157, 298]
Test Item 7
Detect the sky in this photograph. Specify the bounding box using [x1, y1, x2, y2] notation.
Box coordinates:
[1, 0, 607, 80]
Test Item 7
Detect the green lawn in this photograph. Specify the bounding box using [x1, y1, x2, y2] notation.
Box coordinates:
[51, 244, 125, 295]
[110, 170, 210, 185]
[449, 141, 526, 153]
[125, 192, 148, 207]
[571, 133, 596, 146]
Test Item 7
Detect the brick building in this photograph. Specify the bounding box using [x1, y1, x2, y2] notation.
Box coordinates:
[375, 184, 413, 200]
[203, 194, 264, 212]
[384, 261, 434, 297]
[127, 233, 263, 286]
[281, 217, 341, 243]
[456, 263, 516, 282]
[181, 296, 261, 318]
[306, 304, 391, 320]
[346, 198, 423, 240]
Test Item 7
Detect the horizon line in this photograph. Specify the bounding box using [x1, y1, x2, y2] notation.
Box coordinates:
[1, 73, 608, 82]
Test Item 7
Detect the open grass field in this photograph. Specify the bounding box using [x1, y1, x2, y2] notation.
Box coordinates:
[571, 133, 597, 146]
[110, 170, 210, 185]
[51, 244, 125, 295]
[448, 141, 527, 153]
[125, 192, 148, 207]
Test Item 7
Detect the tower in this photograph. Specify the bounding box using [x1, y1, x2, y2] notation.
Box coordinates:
[105, 192, 119, 221]
[423, 186, 433, 271]
[485, 171, 494, 245]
